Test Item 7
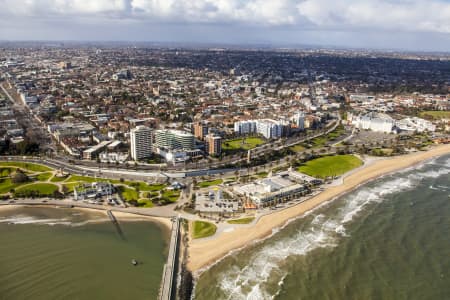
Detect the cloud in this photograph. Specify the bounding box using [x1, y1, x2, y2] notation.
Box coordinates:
[297, 0, 450, 33]
[0, 0, 449, 34]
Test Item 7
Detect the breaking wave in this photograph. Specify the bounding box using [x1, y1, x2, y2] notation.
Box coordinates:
[214, 158, 450, 300]
[0, 215, 109, 227]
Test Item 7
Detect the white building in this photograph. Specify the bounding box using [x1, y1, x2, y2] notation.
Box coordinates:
[233, 172, 309, 206]
[291, 111, 305, 130]
[396, 117, 436, 133]
[353, 112, 395, 133]
[74, 182, 115, 201]
[234, 120, 257, 135]
[156, 148, 202, 164]
[234, 119, 283, 139]
[130, 125, 152, 161]
[154, 129, 195, 150]
[256, 119, 283, 139]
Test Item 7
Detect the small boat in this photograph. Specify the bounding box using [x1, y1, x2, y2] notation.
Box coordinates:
[131, 259, 138, 266]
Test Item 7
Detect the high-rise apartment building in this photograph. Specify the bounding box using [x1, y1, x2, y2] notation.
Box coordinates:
[234, 119, 282, 139]
[206, 134, 222, 156]
[234, 120, 257, 135]
[154, 129, 195, 150]
[292, 111, 305, 130]
[193, 121, 209, 140]
[130, 125, 152, 160]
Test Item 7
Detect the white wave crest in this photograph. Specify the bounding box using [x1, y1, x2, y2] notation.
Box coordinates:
[216, 164, 447, 300]
[0, 215, 108, 226]
[0, 215, 71, 225]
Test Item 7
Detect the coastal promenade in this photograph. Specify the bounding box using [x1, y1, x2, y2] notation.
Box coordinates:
[187, 144, 450, 272]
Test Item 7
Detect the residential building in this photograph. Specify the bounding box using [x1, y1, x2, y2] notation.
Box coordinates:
[194, 121, 209, 140]
[206, 134, 222, 156]
[154, 129, 195, 150]
[130, 125, 152, 161]
[234, 120, 257, 135]
[292, 111, 305, 130]
[256, 119, 283, 139]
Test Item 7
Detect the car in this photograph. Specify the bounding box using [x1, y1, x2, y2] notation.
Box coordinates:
[9, 200, 15, 203]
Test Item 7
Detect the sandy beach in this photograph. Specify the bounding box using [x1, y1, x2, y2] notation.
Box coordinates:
[187, 144, 450, 272]
[0, 204, 172, 230]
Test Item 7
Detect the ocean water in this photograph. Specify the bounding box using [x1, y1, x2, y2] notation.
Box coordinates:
[194, 154, 450, 300]
[0, 207, 168, 300]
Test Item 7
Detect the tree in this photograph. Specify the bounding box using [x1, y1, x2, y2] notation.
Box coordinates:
[11, 170, 29, 184]
[62, 185, 69, 194]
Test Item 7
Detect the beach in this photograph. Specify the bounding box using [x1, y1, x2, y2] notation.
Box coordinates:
[187, 144, 450, 272]
[0, 204, 172, 230]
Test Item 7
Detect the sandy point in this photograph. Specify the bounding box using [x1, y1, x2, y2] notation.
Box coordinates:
[187, 144, 450, 273]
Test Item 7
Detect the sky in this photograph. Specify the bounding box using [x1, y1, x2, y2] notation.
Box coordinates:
[0, 0, 450, 51]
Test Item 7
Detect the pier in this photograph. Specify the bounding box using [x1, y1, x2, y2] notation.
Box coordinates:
[107, 210, 125, 240]
[159, 217, 181, 300]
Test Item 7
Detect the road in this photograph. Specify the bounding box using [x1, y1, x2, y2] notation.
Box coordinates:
[0, 83, 56, 154]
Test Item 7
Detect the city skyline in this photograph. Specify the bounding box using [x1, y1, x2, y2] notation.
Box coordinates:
[0, 0, 450, 52]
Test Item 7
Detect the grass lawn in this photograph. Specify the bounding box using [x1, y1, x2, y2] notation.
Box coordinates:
[297, 155, 363, 178]
[326, 125, 345, 140]
[227, 217, 255, 224]
[118, 186, 139, 201]
[66, 175, 101, 183]
[66, 176, 166, 193]
[223, 137, 265, 151]
[14, 183, 58, 196]
[0, 162, 53, 172]
[62, 182, 80, 193]
[50, 175, 68, 182]
[161, 189, 181, 203]
[290, 144, 306, 152]
[256, 172, 268, 178]
[137, 199, 154, 208]
[308, 136, 327, 148]
[127, 182, 166, 192]
[419, 111, 450, 119]
[304, 126, 346, 148]
[192, 221, 217, 239]
[144, 191, 160, 198]
[0, 167, 14, 177]
[0, 178, 22, 194]
[197, 179, 223, 188]
[35, 172, 53, 181]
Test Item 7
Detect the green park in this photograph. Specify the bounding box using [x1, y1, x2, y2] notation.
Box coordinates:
[222, 137, 265, 152]
[0, 161, 179, 206]
[419, 110, 450, 120]
[191, 220, 217, 239]
[297, 155, 363, 179]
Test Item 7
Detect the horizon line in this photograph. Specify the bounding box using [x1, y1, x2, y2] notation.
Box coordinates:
[1, 39, 449, 55]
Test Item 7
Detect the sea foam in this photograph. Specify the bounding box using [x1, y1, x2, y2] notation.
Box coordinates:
[0, 214, 108, 227]
[215, 160, 450, 300]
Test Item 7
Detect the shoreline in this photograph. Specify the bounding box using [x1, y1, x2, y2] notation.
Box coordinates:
[187, 144, 450, 273]
[0, 204, 172, 231]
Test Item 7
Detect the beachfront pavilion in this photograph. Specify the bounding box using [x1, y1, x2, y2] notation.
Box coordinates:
[234, 173, 311, 208]
[250, 184, 309, 207]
